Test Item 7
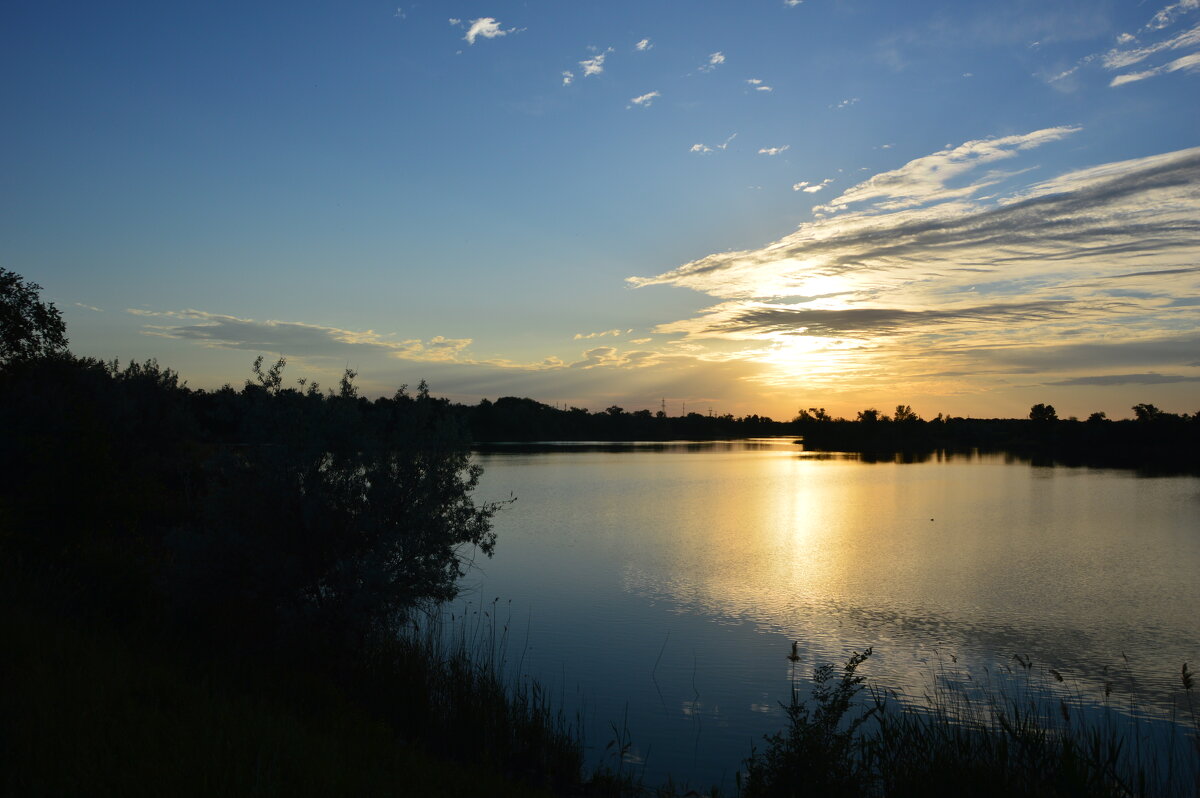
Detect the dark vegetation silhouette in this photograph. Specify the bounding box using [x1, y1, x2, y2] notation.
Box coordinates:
[0, 268, 67, 365]
[742, 649, 1200, 797]
[2, 270, 1197, 794]
[460, 396, 786, 442]
[457, 398, 1198, 471]
[789, 402, 1199, 471]
[0, 273, 583, 795]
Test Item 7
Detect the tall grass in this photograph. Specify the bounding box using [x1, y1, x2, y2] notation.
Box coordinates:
[742, 647, 1200, 797]
[357, 600, 585, 793]
[0, 596, 559, 797]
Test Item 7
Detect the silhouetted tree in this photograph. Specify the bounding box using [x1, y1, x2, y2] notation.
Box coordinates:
[893, 404, 920, 423]
[1132, 403, 1163, 422]
[1086, 411, 1108, 424]
[1029, 403, 1058, 422]
[0, 269, 67, 367]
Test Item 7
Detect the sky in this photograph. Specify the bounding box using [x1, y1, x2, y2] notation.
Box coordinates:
[2, 0, 1198, 420]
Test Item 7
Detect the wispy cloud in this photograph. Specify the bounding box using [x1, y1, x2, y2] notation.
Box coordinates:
[461, 17, 521, 45]
[635, 38, 652, 51]
[126, 309, 474, 363]
[1047, 372, 1200, 386]
[1111, 50, 1200, 85]
[627, 135, 1200, 393]
[758, 145, 790, 156]
[1104, 21, 1200, 68]
[833, 97, 860, 109]
[690, 133, 737, 154]
[1044, 4, 1200, 89]
[1143, 0, 1200, 32]
[784, 0, 803, 6]
[815, 126, 1079, 214]
[746, 78, 774, 91]
[699, 52, 726, 72]
[629, 90, 661, 108]
[579, 47, 613, 77]
[793, 178, 834, 193]
[74, 302, 103, 312]
[561, 70, 574, 86]
[574, 329, 629, 340]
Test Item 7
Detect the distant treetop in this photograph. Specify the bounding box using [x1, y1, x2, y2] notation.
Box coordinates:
[0, 269, 67, 367]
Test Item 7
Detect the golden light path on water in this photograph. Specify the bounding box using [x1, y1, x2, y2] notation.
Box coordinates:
[467, 441, 1200, 784]
[616, 447, 1194, 699]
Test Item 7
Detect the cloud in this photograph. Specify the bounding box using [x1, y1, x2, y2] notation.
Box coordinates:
[1045, 13, 1200, 88]
[561, 70, 574, 85]
[1046, 372, 1200, 386]
[126, 308, 474, 363]
[747, 78, 774, 91]
[626, 136, 1200, 394]
[569, 346, 620, 369]
[462, 17, 520, 45]
[690, 133, 736, 154]
[815, 126, 1080, 214]
[699, 52, 726, 72]
[833, 97, 860, 109]
[635, 38, 652, 51]
[1111, 50, 1200, 85]
[785, 0, 802, 6]
[1103, 21, 1200, 68]
[629, 90, 661, 108]
[448, 18, 461, 26]
[579, 48, 613, 76]
[393, 8, 406, 20]
[758, 145, 790, 156]
[574, 329, 625, 340]
[1143, 0, 1200, 32]
[794, 178, 834, 193]
[662, 301, 1071, 339]
[74, 302, 103, 312]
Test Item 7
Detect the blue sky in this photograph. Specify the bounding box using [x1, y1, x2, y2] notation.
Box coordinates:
[3, 0, 1198, 418]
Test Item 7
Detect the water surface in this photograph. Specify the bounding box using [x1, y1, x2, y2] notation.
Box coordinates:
[452, 439, 1200, 788]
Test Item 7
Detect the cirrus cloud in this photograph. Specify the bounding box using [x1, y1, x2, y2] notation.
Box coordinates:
[627, 132, 1200, 394]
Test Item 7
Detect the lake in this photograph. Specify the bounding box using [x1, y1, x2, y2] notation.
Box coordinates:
[449, 439, 1200, 789]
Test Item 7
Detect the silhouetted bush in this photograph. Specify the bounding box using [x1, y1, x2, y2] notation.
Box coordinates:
[0, 355, 499, 652]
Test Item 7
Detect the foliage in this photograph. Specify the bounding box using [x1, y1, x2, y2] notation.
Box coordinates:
[1029, 402, 1059, 423]
[0, 587, 557, 798]
[1132, 403, 1164, 422]
[742, 647, 1200, 798]
[0, 268, 67, 366]
[743, 648, 876, 798]
[0, 352, 500, 649]
[744, 649, 874, 797]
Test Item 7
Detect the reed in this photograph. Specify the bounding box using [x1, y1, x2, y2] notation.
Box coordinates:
[741, 646, 1200, 798]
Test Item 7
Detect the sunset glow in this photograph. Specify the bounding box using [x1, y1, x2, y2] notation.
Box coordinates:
[4, 1, 1198, 418]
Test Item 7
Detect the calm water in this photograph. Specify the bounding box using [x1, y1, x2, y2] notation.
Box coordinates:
[450, 439, 1200, 789]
